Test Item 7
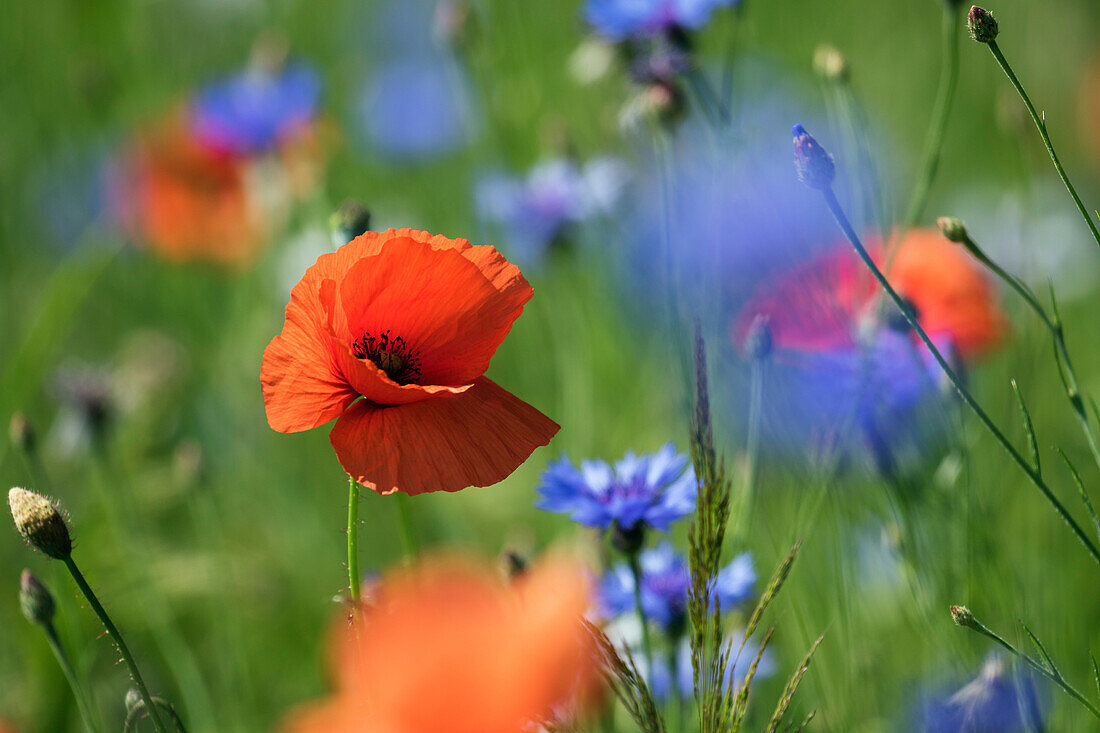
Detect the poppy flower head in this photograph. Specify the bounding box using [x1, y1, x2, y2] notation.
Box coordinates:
[280, 555, 600, 733]
[262, 228, 559, 495]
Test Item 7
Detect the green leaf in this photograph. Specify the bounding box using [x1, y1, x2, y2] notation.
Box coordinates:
[1011, 380, 1041, 476]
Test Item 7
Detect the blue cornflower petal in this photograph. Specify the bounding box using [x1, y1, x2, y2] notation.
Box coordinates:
[584, 0, 738, 40]
[191, 63, 321, 155]
[712, 552, 755, 610]
[916, 654, 1046, 732]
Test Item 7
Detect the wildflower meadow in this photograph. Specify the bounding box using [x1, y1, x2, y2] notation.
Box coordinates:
[5, 0, 1100, 730]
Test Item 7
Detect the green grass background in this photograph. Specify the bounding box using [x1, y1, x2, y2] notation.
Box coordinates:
[3, 0, 1100, 730]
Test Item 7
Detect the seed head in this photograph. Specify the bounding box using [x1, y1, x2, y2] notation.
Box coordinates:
[329, 199, 373, 248]
[950, 604, 977, 628]
[792, 124, 835, 190]
[937, 217, 969, 243]
[19, 569, 56, 625]
[8, 488, 72, 560]
[967, 6, 998, 43]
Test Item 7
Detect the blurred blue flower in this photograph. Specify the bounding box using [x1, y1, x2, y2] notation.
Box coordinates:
[650, 634, 774, 701]
[476, 157, 628, 267]
[915, 654, 1045, 732]
[598, 542, 754, 627]
[190, 63, 321, 155]
[356, 56, 476, 160]
[584, 0, 739, 40]
[536, 443, 695, 532]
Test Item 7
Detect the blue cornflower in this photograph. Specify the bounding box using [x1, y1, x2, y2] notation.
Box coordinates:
[536, 443, 696, 533]
[190, 63, 321, 155]
[597, 542, 755, 628]
[475, 157, 628, 267]
[916, 654, 1045, 732]
[584, 0, 739, 40]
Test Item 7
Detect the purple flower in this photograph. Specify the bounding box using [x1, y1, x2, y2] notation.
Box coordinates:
[584, 0, 739, 40]
[597, 543, 754, 628]
[916, 654, 1045, 732]
[476, 157, 628, 267]
[190, 63, 321, 155]
[536, 443, 695, 532]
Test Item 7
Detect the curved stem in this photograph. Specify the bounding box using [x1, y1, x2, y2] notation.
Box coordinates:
[628, 553, 655, 679]
[63, 557, 169, 733]
[821, 186, 1100, 567]
[43, 622, 101, 733]
[124, 697, 188, 732]
[959, 233, 1100, 473]
[987, 41, 1100, 250]
[395, 493, 419, 560]
[902, 3, 961, 232]
[346, 475, 361, 603]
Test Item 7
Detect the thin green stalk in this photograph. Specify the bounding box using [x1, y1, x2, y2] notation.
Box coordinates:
[731, 359, 764, 546]
[628, 553, 655, 682]
[63, 557, 169, 733]
[395, 493, 419, 560]
[958, 232, 1100, 473]
[347, 475, 361, 602]
[954, 608, 1100, 720]
[986, 41, 1100, 250]
[821, 186, 1100, 567]
[902, 3, 961, 232]
[43, 622, 100, 733]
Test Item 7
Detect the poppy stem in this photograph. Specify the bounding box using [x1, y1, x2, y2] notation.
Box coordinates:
[901, 2, 961, 233]
[347, 475, 361, 602]
[42, 621, 101, 733]
[820, 185, 1100, 568]
[63, 557, 170, 733]
[395, 493, 419, 560]
[985, 40, 1100, 250]
[627, 552, 655, 682]
[954, 231, 1100, 475]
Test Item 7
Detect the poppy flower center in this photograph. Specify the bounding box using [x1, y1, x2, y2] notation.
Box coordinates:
[351, 330, 422, 385]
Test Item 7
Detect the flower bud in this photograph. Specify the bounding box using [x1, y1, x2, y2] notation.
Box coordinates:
[19, 569, 55, 625]
[329, 199, 372, 248]
[500, 550, 528, 580]
[950, 604, 977, 628]
[813, 45, 849, 84]
[9, 413, 36, 454]
[937, 216, 969, 243]
[792, 124, 835, 190]
[8, 488, 72, 560]
[967, 6, 998, 43]
[611, 521, 645, 555]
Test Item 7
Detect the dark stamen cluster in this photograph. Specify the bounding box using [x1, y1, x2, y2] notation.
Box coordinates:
[351, 330, 422, 385]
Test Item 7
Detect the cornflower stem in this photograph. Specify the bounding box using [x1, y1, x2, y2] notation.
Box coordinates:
[901, 3, 961, 232]
[820, 186, 1100, 567]
[42, 621, 101, 733]
[955, 610, 1100, 720]
[732, 359, 764, 546]
[958, 233, 1100, 473]
[395, 493, 420, 560]
[346, 475, 361, 603]
[986, 40, 1100, 250]
[627, 552, 655, 681]
[62, 557, 169, 733]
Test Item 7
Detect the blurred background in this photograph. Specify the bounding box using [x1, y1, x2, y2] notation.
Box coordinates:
[3, 0, 1100, 730]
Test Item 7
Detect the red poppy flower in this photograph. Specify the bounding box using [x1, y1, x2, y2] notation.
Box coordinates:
[279, 556, 599, 733]
[118, 116, 264, 266]
[261, 228, 559, 494]
[734, 228, 1005, 359]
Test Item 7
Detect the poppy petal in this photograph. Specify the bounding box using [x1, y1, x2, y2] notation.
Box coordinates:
[336, 237, 532, 386]
[329, 377, 560, 495]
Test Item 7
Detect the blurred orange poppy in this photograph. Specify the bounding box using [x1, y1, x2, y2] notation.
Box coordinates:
[261, 228, 559, 494]
[734, 227, 1005, 360]
[280, 556, 599, 733]
[118, 116, 264, 266]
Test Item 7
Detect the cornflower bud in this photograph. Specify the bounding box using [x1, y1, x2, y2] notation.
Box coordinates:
[813, 45, 849, 84]
[8, 488, 73, 560]
[19, 569, 56, 625]
[950, 604, 977, 628]
[743, 315, 773, 361]
[329, 200, 372, 248]
[792, 124, 835, 190]
[937, 216, 969, 243]
[967, 6, 998, 43]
